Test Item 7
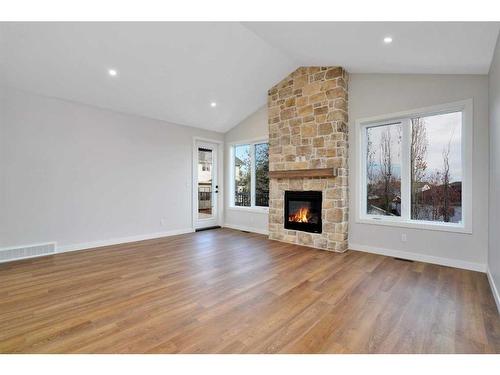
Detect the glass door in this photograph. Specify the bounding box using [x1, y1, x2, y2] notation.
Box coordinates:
[194, 141, 219, 229]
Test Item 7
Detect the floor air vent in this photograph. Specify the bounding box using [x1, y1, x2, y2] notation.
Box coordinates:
[0, 243, 56, 263]
[195, 226, 221, 232]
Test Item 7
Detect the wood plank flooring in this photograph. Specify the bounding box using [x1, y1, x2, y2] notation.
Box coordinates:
[0, 228, 499, 353]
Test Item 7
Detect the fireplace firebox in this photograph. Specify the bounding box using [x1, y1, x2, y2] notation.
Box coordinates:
[284, 191, 322, 234]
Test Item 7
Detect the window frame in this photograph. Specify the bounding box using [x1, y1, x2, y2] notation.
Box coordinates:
[229, 138, 269, 213]
[355, 99, 473, 234]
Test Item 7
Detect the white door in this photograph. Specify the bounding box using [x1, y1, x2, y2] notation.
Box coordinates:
[194, 141, 219, 229]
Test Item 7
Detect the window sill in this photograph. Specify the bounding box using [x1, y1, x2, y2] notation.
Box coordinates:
[356, 217, 472, 234]
[228, 206, 269, 214]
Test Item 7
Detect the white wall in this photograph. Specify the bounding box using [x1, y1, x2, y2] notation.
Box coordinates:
[223, 106, 269, 234]
[488, 35, 500, 309]
[0, 87, 223, 250]
[349, 74, 489, 271]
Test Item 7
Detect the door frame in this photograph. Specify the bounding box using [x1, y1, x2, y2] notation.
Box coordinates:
[192, 137, 224, 230]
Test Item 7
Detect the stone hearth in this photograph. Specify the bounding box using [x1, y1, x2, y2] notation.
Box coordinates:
[267, 66, 349, 252]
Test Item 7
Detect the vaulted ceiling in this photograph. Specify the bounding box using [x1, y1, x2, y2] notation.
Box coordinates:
[1, 22, 499, 132]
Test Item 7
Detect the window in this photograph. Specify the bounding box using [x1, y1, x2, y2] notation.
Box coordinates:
[231, 141, 269, 208]
[366, 122, 402, 217]
[234, 144, 251, 207]
[410, 112, 462, 223]
[255, 143, 269, 207]
[358, 100, 472, 232]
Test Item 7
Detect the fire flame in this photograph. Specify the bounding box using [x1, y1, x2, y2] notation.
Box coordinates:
[289, 207, 311, 223]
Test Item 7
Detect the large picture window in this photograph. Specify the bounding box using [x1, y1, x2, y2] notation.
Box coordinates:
[231, 141, 269, 209]
[358, 100, 472, 232]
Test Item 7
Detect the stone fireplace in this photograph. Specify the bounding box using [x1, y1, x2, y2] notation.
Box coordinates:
[268, 66, 349, 252]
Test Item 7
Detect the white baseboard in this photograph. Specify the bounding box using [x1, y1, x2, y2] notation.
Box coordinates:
[223, 223, 269, 235]
[349, 242, 486, 272]
[57, 228, 195, 254]
[487, 267, 500, 314]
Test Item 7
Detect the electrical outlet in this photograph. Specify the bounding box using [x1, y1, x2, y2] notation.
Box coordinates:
[401, 233, 407, 242]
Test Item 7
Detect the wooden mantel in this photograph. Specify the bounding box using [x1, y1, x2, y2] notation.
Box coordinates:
[268, 168, 338, 179]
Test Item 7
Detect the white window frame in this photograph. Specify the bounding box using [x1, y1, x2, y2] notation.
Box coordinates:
[229, 138, 269, 213]
[355, 99, 473, 234]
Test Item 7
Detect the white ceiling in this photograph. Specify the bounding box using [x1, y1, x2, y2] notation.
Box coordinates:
[0, 22, 296, 133]
[244, 22, 500, 75]
[1, 22, 499, 132]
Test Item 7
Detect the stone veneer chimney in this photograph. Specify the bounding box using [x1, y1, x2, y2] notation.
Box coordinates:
[267, 66, 349, 252]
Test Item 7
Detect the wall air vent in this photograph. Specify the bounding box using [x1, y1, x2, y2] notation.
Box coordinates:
[0, 242, 56, 263]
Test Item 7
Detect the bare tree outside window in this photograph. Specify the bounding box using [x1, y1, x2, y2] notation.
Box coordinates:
[409, 112, 462, 223]
[255, 143, 269, 207]
[380, 128, 393, 213]
[366, 131, 376, 186]
[366, 123, 402, 216]
[410, 118, 428, 220]
[234, 144, 251, 206]
[233, 142, 269, 208]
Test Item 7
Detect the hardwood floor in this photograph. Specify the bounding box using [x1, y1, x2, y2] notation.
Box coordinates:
[1, 228, 499, 353]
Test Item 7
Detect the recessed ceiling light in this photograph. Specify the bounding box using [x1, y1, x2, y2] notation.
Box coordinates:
[108, 69, 118, 77]
[210, 102, 217, 108]
[383, 36, 393, 44]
